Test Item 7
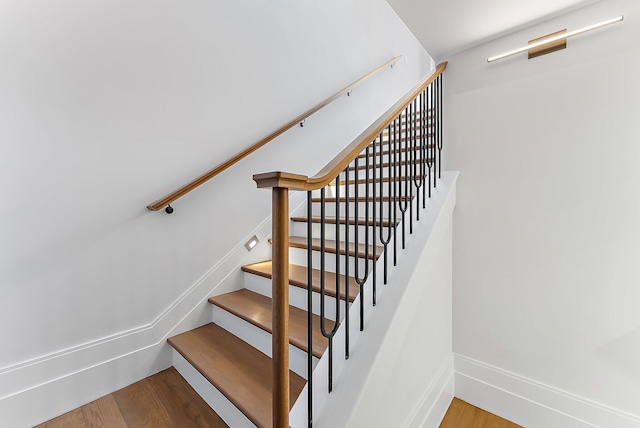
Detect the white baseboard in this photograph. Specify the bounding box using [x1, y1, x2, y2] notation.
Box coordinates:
[0, 192, 306, 427]
[403, 356, 455, 428]
[454, 354, 640, 428]
[0, 342, 171, 428]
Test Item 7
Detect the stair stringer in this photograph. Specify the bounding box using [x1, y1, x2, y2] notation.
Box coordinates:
[290, 171, 458, 428]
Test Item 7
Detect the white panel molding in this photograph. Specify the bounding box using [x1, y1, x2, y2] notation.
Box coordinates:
[0, 193, 306, 427]
[403, 356, 455, 428]
[454, 354, 640, 428]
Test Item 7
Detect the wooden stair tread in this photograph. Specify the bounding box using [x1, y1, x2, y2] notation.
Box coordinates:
[290, 215, 398, 227]
[287, 236, 382, 259]
[209, 289, 334, 358]
[242, 261, 359, 303]
[167, 323, 305, 428]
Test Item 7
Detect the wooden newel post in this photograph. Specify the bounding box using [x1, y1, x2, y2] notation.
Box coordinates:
[254, 171, 310, 428]
[272, 186, 290, 428]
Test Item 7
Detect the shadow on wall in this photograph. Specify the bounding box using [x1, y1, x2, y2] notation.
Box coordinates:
[596, 326, 640, 384]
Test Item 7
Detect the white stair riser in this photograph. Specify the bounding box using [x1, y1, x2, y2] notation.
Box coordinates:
[347, 164, 430, 180]
[378, 126, 434, 140]
[368, 144, 435, 159]
[318, 155, 432, 176]
[292, 220, 397, 242]
[347, 178, 426, 194]
[212, 308, 317, 380]
[307, 163, 432, 186]
[173, 351, 255, 428]
[310, 200, 411, 218]
[289, 246, 377, 276]
[352, 150, 432, 163]
[311, 182, 396, 198]
[311, 179, 427, 198]
[243, 272, 351, 322]
[306, 171, 434, 198]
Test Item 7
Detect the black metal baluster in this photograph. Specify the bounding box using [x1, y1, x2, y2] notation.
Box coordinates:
[372, 137, 377, 306]
[421, 89, 427, 208]
[438, 74, 443, 179]
[408, 101, 414, 234]
[393, 115, 400, 266]
[335, 177, 341, 329]
[363, 146, 371, 325]
[413, 96, 422, 222]
[353, 156, 369, 332]
[319, 188, 328, 390]
[398, 107, 410, 249]
[379, 125, 392, 285]
[306, 192, 313, 428]
[433, 77, 438, 189]
[344, 166, 350, 359]
[427, 83, 434, 197]
[319, 180, 341, 393]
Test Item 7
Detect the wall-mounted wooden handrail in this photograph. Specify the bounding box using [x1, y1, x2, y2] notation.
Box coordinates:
[253, 62, 447, 192]
[146, 56, 402, 212]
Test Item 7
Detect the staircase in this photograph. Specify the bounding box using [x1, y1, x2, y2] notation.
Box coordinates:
[167, 148, 389, 428]
[166, 64, 446, 428]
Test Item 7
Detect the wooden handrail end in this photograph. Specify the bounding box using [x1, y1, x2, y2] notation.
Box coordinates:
[253, 171, 309, 190]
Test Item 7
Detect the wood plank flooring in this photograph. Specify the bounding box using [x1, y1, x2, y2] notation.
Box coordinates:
[440, 398, 522, 428]
[37, 373, 518, 428]
[35, 368, 228, 428]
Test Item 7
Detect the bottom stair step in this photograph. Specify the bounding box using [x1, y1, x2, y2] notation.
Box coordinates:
[168, 323, 305, 428]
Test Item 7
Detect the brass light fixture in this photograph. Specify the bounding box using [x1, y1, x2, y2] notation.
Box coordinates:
[527, 29, 567, 59]
[487, 16, 623, 63]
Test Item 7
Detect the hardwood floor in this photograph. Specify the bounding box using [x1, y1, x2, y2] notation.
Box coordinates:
[37, 372, 517, 428]
[440, 398, 522, 428]
[35, 368, 228, 427]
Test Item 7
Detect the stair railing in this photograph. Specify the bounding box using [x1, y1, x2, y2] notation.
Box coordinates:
[146, 56, 401, 214]
[254, 62, 447, 428]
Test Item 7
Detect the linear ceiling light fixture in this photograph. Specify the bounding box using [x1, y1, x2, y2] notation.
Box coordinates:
[487, 15, 623, 63]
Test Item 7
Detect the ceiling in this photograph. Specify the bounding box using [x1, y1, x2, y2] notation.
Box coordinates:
[386, 0, 603, 60]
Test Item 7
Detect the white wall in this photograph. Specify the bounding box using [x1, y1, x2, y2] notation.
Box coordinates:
[0, 1, 431, 425]
[444, 0, 640, 425]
